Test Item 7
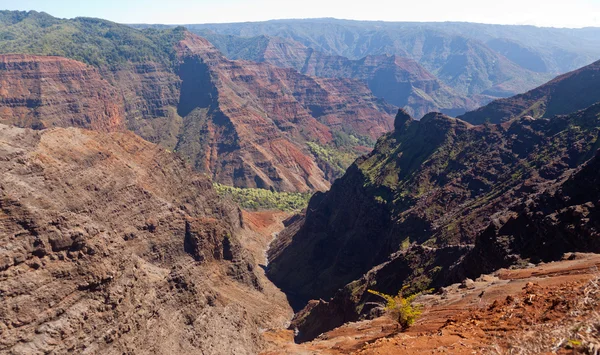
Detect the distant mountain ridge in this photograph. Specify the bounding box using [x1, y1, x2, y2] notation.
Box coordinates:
[189, 33, 478, 118]
[188, 19, 600, 73]
[177, 19, 599, 99]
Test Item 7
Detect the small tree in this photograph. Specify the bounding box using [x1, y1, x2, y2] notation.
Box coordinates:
[368, 286, 423, 329]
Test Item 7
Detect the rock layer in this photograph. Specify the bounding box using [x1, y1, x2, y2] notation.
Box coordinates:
[0, 54, 125, 132]
[172, 33, 396, 192]
[200, 34, 478, 118]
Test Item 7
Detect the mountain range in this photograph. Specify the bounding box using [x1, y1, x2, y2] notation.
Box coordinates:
[180, 19, 600, 99]
[188, 32, 479, 118]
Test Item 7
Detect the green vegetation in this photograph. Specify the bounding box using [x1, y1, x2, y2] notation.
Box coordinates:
[0, 10, 185, 67]
[332, 130, 376, 148]
[306, 141, 357, 177]
[367, 286, 423, 330]
[213, 183, 311, 211]
[306, 130, 376, 180]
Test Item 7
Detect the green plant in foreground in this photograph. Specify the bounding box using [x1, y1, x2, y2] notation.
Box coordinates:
[368, 286, 423, 329]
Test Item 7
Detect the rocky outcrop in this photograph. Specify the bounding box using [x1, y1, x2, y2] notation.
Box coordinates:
[268, 102, 600, 340]
[0, 124, 292, 354]
[0, 54, 125, 132]
[459, 59, 600, 124]
[289, 244, 469, 342]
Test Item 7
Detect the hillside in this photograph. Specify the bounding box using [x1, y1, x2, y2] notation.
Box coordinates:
[0, 11, 183, 67]
[0, 124, 292, 354]
[0, 11, 396, 192]
[459, 59, 600, 124]
[267, 103, 600, 338]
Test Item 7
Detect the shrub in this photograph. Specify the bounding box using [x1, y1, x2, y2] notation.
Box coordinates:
[368, 286, 423, 329]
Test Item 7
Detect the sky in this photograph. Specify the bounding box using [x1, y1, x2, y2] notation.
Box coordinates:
[1, 0, 599, 28]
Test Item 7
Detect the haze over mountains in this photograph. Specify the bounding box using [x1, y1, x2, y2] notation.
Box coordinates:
[183, 19, 600, 95]
[1, 8, 600, 354]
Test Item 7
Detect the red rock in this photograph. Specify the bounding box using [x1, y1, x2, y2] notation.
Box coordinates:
[0, 54, 125, 132]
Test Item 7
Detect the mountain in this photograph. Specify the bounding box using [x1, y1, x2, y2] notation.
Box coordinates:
[267, 101, 600, 339]
[459, 59, 600, 124]
[182, 19, 583, 99]
[189, 19, 600, 74]
[0, 11, 396, 192]
[190, 33, 478, 118]
[173, 33, 395, 192]
[0, 124, 292, 354]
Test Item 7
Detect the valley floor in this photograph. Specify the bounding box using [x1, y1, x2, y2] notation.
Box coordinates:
[259, 253, 600, 354]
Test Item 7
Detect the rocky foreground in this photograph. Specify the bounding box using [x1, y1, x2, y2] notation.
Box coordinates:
[0, 124, 292, 354]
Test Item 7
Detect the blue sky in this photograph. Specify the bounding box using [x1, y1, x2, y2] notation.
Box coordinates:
[1, 0, 599, 27]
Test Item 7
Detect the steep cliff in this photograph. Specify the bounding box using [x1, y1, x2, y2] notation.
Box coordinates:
[0, 54, 125, 132]
[0, 124, 292, 354]
[459, 59, 600, 124]
[172, 33, 396, 192]
[268, 103, 600, 318]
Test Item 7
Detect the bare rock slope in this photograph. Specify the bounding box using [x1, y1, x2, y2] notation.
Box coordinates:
[0, 124, 292, 354]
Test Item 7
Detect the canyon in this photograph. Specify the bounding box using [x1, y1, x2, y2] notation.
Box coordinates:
[0, 9, 600, 355]
[195, 33, 479, 118]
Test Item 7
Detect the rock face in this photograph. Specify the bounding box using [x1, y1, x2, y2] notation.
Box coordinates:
[268, 101, 600, 340]
[0, 124, 291, 354]
[0, 54, 125, 132]
[198, 34, 478, 118]
[172, 32, 396, 192]
[459, 59, 600, 124]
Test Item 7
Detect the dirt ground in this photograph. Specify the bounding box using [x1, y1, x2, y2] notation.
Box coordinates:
[260, 253, 600, 354]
